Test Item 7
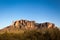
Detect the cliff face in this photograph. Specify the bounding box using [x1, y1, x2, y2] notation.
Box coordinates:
[0, 20, 56, 32]
[37, 22, 55, 28]
[12, 20, 36, 30]
[12, 20, 55, 29]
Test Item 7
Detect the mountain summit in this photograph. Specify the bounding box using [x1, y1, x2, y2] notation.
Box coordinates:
[12, 19, 55, 29]
[0, 19, 56, 33]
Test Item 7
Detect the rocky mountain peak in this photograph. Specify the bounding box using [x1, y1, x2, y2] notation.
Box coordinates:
[0, 19, 56, 32]
[11, 20, 55, 29]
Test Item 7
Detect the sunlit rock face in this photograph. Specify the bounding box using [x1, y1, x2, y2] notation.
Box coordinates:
[13, 20, 36, 30]
[12, 20, 55, 29]
[35, 22, 55, 29]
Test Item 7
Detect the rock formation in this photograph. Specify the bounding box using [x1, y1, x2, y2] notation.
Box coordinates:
[37, 22, 55, 28]
[11, 20, 55, 29]
[12, 20, 36, 30]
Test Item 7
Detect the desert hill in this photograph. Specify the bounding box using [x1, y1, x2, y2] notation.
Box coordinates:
[0, 19, 60, 40]
[0, 19, 56, 33]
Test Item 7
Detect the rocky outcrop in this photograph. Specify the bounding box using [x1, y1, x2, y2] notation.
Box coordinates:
[12, 20, 55, 29]
[37, 22, 55, 28]
[12, 20, 36, 30]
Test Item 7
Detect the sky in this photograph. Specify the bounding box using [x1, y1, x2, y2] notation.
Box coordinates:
[0, 0, 60, 29]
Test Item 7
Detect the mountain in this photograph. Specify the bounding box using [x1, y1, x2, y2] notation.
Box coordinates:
[0, 19, 56, 33]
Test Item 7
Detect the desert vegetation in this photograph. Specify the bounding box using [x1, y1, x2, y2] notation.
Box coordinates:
[0, 28, 60, 40]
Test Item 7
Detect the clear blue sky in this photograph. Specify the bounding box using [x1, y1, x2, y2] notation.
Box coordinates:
[0, 0, 60, 29]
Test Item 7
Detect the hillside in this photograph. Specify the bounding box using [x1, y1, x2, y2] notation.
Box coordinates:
[0, 19, 60, 40]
